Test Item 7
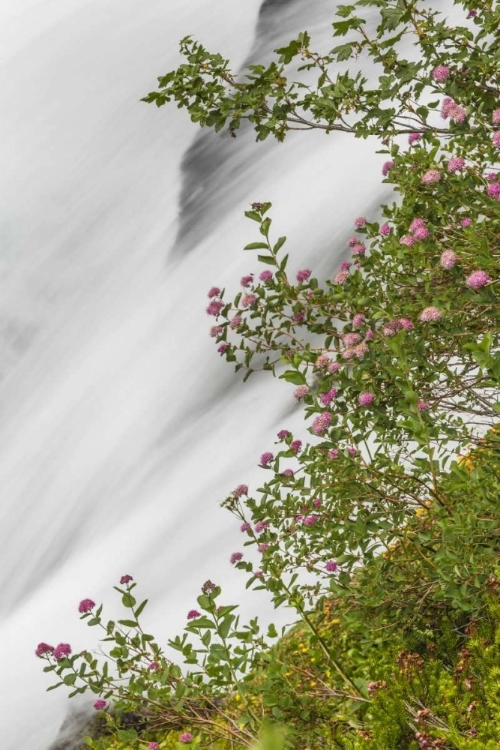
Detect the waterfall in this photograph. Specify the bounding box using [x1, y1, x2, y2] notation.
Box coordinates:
[0, 1, 393, 747]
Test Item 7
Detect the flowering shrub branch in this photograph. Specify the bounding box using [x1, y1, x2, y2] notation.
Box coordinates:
[37, 1, 500, 748]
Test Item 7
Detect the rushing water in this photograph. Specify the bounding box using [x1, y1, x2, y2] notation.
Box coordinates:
[0, 1, 391, 747]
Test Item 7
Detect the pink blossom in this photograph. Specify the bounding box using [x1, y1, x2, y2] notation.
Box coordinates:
[353, 314, 365, 327]
[291, 440, 302, 455]
[292, 310, 305, 323]
[149, 662, 160, 671]
[408, 132, 421, 145]
[218, 343, 229, 355]
[259, 270, 273, 282]
[303, 514, 320, 527]
[461, 217, 473, 227]
[78, 599, 95, 614]
[328, 448, 339, 459]
[342, 347, 355, 359]
[240, 275, 254, 287]
[296, 269, 311, 282]
[354, 217, 367, 228]
[450, 104, 466, 123]
[382, 161, 395, 176]
[210, 325, 223, 338]
[255, 521, 269, 533]
[399, 318, 414, 331]
[347, 236, 359, 247]
[354, 343, 369, 359]
[326, 561, 338, 572]
[320, 388, 338, 406]
[409, 218, 426, 232]
[334, 269, 349, 284]
[254, 570, 264, 578]
[241, 293, 257, 308]
[35, 643, 54, 658]
[420, 306, 442, 322]
[493, 109, 500, 125]
[207, 300, 224, 316]
[94, 700, 107, 710]
[315, 354, 330, 369]
[187, 609, 201, 619]
[341, 262, 352, 271]
[180, 734, 194, 744]
[380, 222, 391, 235]
[328, 361, 341, 373]
[148, 744, 160, 750]
[313, 498, 321, 508]
[234, 484, 248, 497]
[277, 429, 291, 439]
[260, 452, 274, 467]
[258, 542, 269, 553]
[294, 385, 310, 400]
[343, 332, 362, 347]
[53, 643, 72, 661]
[487, 182, 500, 200]
[347, 446, 358, 457]
[492, 132, 500, 148]
[440, 249, 457, 269]
[400, 235, 415, 247]
[417, 400, 429, 412]
[120, 574, 133, 585]
[312, 413, 331, 436]
[358, 392, 374, 406]
[441, 97, 454, 119]
[230, 315, 242, 329]
[447, 156, 465, 173]
[432, 65, 450, 82]
[230, 552, 243, 564]
[422, 169, 441, 184]
[466, 270, 490, 289]
[486, 172, 497, 181]
[282, 469, 294, 477]
[413, 225, 430, 240]
[240, 522, 251, 532]
[207, 287, 221, 298]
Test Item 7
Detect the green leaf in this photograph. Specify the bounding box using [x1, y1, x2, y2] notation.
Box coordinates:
[279, 370, 306, 385]
[244, 242, 269, 250]
[258, 254, 277, 265]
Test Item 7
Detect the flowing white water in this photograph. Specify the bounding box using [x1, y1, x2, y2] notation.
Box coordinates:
[0, 1, 393, 747]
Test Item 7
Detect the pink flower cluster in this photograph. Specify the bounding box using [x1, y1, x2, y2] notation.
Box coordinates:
[94, 700, 107, 711]
[422, 169, 441, 184]
[420, 306, 442, 322]
[383, 318, 413, 336]
[312, 412, 331, 436]
[432, 65, 450, 82]
[294, 385, 309, 400]
[230, 552, 243, 565]
[447, 156, 465, 173]
[35, 642, 54, 657]
[54, 643, 72, 661]
[320, 388, 338, 407]
[409, 217, 430, 240]
[408, 132, 421, 145]
[260, 452, 274, 467]
[493, 109, 500, 125]
[234, 484, 248, 497]
[328, 448, 339, 459]
[120, 574, 133, 585]
[354, 217, 367, 228]
[240, 275, 253, 287]
[382, 161, 394, 176]
[466, 270, 490, 289]
[326, 561, 338, 572]
[487, 182, 500, 200]
[187, 609, 201, 619]
[277, 429, 291, 439]
[358, 392, 374, 407]
[492, 132, 500, 148]
[180, 733, 194, 743]
[440, 249, 457, 269]
[260, 270, 273, 282]
[296, 268, 311, 282]
[441, 97, 466, 123]
[78, 598, 95, 614]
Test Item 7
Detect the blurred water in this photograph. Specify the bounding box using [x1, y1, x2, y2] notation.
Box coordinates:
[0, 1, 389, 747]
